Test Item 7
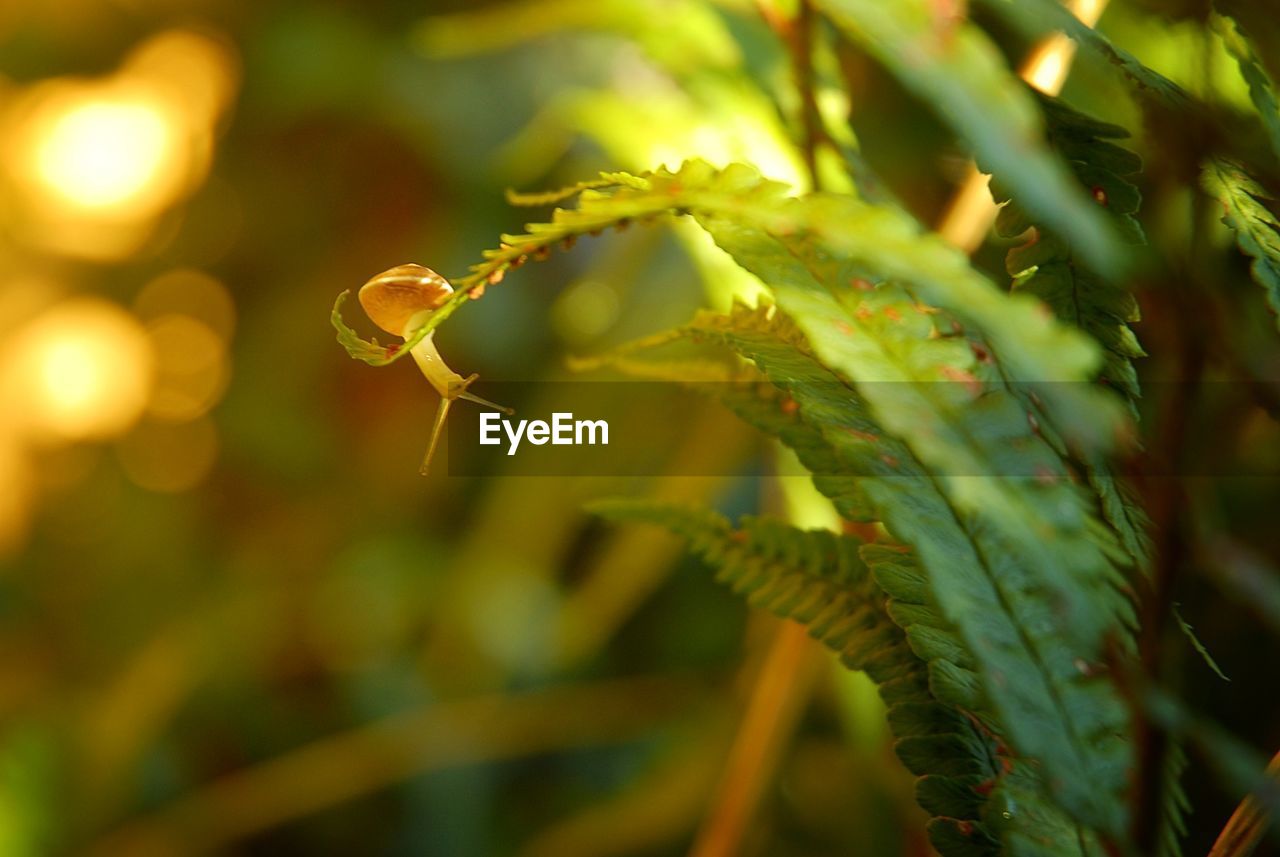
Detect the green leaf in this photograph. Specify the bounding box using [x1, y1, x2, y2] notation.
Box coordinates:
[414, 0, 742, 75]
[575, 303, 877, 522]
[580, 297, 1133, 840]
[1214, 12, 1280, 160]
[813, 0, 1123, 272]
[975, 0, 1194, 111]
[545, 160, 1126, 448]
[505, 178, 626, 208]
[445, 162, 1138, 835]
[695, 240, 1133, 837]
[588, 501, 1008, 855]
[1155, 743, 1191, 857]
[331, 290, 413, 367]
[1174, 606, 1231, 682]
[1202, 158, 1280, 329]
[992, 94, 1153, 566]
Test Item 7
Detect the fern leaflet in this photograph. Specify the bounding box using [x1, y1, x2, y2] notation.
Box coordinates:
[1203, 158, 1280, 330]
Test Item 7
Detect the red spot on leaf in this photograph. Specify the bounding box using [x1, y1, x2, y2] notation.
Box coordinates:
[842, 521, 881, 542]
[1092, 186, 1108, 206]
[939, 365, 982, 396]
[883, 306, 903, 322]
[852, 277, 874, 291]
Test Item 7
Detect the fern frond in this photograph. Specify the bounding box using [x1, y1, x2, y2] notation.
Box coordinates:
[1174, 607, 1231, 683]
[427, 161, 1137, 835]
[1202, 158, 1280, 329]
[991, 94, 1152, 565]
[505, 178, 628, 207]
[528, 160, 1124, 449]
[975, 0, 1194, 111]
[812, 0, 1123, 273]
[1214, 12, 1280, 160]
[1156, 742, 1191, 857]
[589, 501, 1007, 855]
[710, 289, 1132, 834]
[576, 306, 876, 522]
[331, 291, 406, 366]
[995, 95, 1146, 406]
[332, 168, 670, 365]
[580, 292, 1133, 838]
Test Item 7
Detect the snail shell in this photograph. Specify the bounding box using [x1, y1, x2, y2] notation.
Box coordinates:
[358, 264, 454, 337]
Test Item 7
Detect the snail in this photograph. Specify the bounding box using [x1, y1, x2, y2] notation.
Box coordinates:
[358, 263, 511, 475]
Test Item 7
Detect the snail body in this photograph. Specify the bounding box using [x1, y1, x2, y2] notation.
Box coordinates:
[359, 263, 511, 474]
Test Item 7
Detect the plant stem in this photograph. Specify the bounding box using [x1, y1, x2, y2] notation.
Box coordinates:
[687, 620, 822, 857]
[1208, 749, 1280, 857]
[794, 0, 822, 192]
[1129, 121, 1215, 854]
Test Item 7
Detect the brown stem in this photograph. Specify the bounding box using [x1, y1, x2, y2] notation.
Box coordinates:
[687, 621, 823, 857]
[756, 0, 823, 192]
[1128, 153, 1213, 855]
[794, 0, 822, 192]
[1208, 750, 1280, 857]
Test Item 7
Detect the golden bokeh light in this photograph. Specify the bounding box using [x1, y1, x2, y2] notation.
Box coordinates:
[0, 29, 237, 260]
[115, 416, 218, 494]
[129, 29, 239, 130]
[145, 313, 229, 422]
[134, 268, 236, 339]
[1, 298, 154, 442]
[0, 432, 33, 556]
[31, 95, 175, 211]
[551, 279, 621, 345]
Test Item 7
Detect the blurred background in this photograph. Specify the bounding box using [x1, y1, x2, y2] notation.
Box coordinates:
[0, 1, 1276, 855]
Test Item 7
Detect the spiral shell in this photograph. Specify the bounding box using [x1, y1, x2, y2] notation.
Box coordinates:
[358, 264, 454, 336]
